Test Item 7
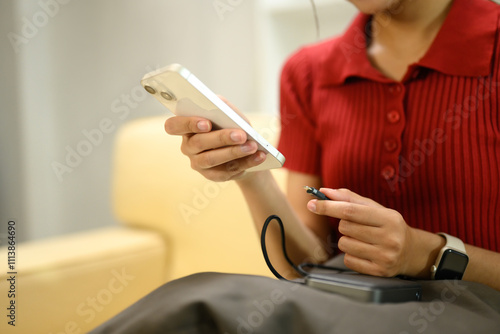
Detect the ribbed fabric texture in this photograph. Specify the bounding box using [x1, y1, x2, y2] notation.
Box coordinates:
[278, 0, 500, 252]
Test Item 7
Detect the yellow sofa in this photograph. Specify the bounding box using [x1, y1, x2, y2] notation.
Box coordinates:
[0, 113, 286, 333]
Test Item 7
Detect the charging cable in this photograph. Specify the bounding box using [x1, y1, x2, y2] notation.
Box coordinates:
[260, 187, 346, 281]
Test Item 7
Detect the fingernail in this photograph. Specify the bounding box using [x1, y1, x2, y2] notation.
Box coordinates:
[241, 142, 255, 153]
[230, 131, 242, 142]
[254, 152, 265, 162]
[307, 200, 317, 212]
[197, 121, 210, 132]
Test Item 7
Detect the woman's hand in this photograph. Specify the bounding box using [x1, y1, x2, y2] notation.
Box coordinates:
[306, 188, 418, 277]
[164, 99, 267, 182]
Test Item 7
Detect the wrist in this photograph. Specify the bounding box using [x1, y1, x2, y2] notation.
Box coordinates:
[404, 228, 446, 279]
[236, 170, 271, 189]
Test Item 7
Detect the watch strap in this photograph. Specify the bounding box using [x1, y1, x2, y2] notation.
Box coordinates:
[437, 233, 466, 253]
[438, 232, 466, 253]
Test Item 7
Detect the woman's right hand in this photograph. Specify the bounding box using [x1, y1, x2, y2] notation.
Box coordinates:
[164, 116, 267, 182]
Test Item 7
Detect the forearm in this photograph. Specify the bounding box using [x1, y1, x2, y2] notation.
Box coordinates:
[407, 228, 500, 291]
[463, 244, 500, 291]
[236, 171, 329, 278]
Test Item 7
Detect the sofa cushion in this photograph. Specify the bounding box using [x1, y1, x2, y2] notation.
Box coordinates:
[0, 226, 167, 334]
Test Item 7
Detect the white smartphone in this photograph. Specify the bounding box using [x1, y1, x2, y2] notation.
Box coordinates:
[141, 63, 285, 171]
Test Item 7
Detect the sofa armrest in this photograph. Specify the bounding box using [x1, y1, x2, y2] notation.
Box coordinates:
[0, 226, 167, 334]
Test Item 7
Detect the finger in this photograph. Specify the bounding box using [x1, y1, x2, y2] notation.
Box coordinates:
[339, 235, 404, 277]
[202, 151, 267, 181]
[307, 200, 385, 227]
[224, 151, 267, 174]
[182, 128, 248, 155]
[338, 219, 384, 244]
[338, 235, 383, 275]
[164, 116, 212, 135]
[342, 253, 393, 277]
[191, 141, 259, 169]
[338, 235, 376, 260]
[319, 188, 384, 208]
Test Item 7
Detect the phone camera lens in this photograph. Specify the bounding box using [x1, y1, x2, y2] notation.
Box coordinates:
[161, 91, 176, 101]
[144, 85, 156, 94]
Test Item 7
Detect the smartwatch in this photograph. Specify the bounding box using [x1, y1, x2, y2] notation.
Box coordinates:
[430, 233, 469, 280]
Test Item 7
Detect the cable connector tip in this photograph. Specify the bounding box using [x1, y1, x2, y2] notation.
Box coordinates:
[304, 186, 330, 200]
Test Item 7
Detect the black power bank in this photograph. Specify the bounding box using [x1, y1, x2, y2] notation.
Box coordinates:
[305, 272, 422, 303]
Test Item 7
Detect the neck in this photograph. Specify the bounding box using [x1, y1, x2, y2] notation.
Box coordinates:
[364, 0, 455, 81]
[372, 0, 454, 43]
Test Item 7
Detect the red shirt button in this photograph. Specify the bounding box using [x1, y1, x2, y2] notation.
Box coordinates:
[384, 139, 398, 152]
[386, 110, 401, 123]
[381, 165, 396, 180]
[388, 84, 402, 94]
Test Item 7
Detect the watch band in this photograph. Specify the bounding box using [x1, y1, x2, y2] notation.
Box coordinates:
[437, 233, 466, 252]
[430, 233, 468, 280]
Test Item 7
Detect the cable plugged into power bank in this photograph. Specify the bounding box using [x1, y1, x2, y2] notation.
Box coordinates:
[260, 186, 343, 281]
[260, 187, 423, 303]
[260, 215, 347, 281]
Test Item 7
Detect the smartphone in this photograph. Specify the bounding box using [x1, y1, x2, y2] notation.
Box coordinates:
[141, 64, 285, 172]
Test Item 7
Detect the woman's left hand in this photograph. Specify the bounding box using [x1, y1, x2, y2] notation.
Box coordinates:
[307, 188, 416, 277]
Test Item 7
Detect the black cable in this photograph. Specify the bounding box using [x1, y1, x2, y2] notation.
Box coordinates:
[260, 214, 346, 280]
[309, 0, 320, 40]
[304, 186, 331, 200]
[260, 215, 309, 279]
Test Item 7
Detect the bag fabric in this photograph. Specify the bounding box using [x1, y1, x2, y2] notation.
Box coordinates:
[89, 271, 500, 334]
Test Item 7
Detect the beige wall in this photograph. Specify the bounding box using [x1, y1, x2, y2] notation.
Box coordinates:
[0, 1, 27, 242]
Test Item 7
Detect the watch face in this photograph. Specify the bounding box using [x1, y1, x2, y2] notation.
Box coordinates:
[435, 249, 469, 280]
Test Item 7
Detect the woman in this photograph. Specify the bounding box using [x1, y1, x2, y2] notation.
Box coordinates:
[90, 1, 500, 333]
[165, 0, 500, 290]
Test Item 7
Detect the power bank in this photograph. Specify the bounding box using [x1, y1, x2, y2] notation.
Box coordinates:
[305, 272, 422, 303]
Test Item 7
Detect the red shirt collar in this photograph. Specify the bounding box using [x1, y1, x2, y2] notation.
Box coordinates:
[319, 0, 500, 86]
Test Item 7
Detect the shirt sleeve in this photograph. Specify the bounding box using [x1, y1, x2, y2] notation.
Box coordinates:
[277, 47, 321, 176]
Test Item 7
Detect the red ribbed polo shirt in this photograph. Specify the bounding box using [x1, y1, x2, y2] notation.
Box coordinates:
[278, 0, 500, 251]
